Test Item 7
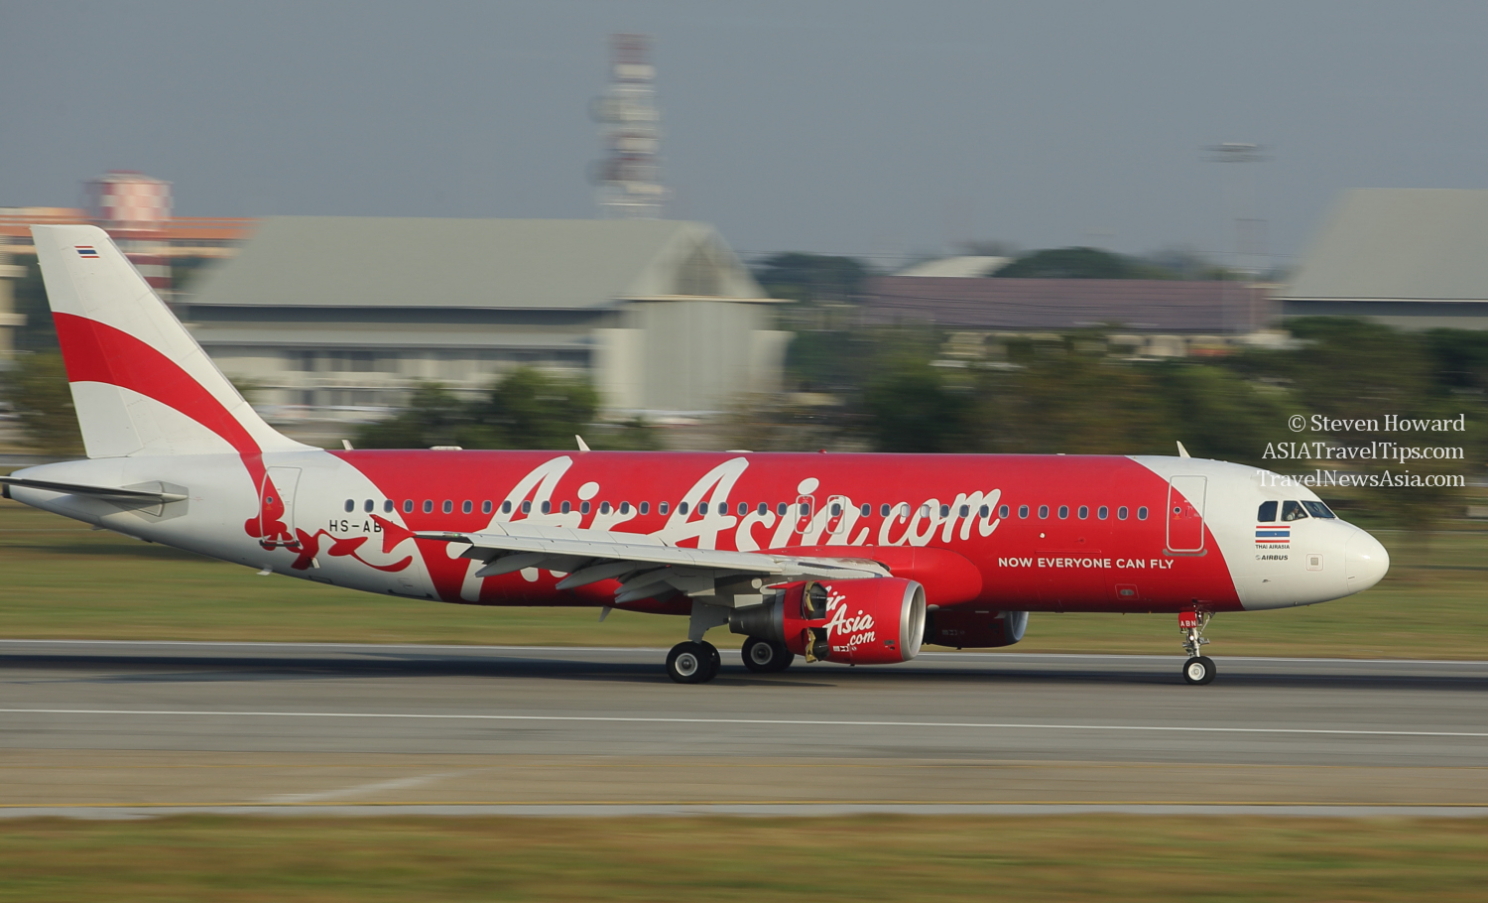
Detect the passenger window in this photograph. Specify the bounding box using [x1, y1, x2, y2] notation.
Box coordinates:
[1117, 506, 1128, 520]
[1057, 505, 1069, 519]
[959, 505, 970, 517]
[640, 502, 651, 515]
[501, 501, 512, 514]
[738, 502, 748, 516]
[621, 502, 633, 515]
[423, 500, 434, 514]
[1018, 505, 1029, 518]
[461, 500, 472, 514]
[344, 499, 354, 513]
[540, 501, 551, 515]
[364, 499, 374, 513]
[1097, 506, 1108, 520]
[698, 502, 709, 515]
[482, 500, 492, 514]
[403, 500, 414, 514]
[1038, 505, 1049, 519]
[998, 504, 1009, 518]
[880, 503, 891, 517]
[830, 502, 842, 517]
[861, 503, 871, 516]
[658, 502, 668, 515]
[601, 502, 612, 515]
[1258, 501, 1278, 522]
[1137, 506, 1149, 520]
[442, 500, 453, 514]
[800, 502, 813, 517]
[520, 501, 531, 514]
[1077, 506, 1088, 519]
[778, 502, 789, 516]
[561, 500, 571, 514]
[1281, 500, 1309, 521]
[940, 504, 951, 518]
[758, 502, 769, 516]
[383, 500, 394, 514]
[1302, 501, 1336, 519]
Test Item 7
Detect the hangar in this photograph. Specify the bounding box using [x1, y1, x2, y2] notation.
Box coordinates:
[180, 216, 789, 419]
[1279, 188, 1488, 330]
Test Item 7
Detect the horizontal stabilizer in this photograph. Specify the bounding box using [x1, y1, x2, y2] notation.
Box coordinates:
[0, 476, 188, 503]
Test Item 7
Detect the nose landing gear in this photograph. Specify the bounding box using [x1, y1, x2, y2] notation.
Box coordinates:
[1180, 610, 1216, 685]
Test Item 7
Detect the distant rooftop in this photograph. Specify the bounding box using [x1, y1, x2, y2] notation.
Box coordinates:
[862, 277, 1267, 333]
[895, 255, 1011, 278]
[189, 216, 766, 309]
[1283, 188, 1488, 303]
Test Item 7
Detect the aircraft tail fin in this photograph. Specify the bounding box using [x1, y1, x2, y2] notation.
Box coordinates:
[30, 224, 310, 459]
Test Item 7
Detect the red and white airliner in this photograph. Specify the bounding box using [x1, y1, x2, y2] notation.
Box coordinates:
[4, 225, 1390, 685]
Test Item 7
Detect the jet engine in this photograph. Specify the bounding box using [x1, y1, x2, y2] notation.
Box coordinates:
[729, 578, 926, 665]
[923, 608, 1029, 648]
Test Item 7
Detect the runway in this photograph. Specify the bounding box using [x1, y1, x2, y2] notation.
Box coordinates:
[3, 640, 1486, 816]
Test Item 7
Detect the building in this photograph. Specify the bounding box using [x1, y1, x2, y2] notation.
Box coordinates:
[180, 216, 788, 419]
[1280, 188, 1488, 330]
[862, 276, 1269, 334]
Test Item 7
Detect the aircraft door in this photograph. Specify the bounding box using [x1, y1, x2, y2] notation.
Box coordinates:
[1166, 475, 1206, 553]
[259, 466, 302, 549]
[826, 495, 850, 535]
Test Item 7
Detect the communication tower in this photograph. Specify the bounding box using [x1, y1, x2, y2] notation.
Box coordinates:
[591, 34, 668, 218]
[85, 170, 173, 296]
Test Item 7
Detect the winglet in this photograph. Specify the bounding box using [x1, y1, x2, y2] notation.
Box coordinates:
[1176, 441, 1191, 459]
[576, 435, 591, 452]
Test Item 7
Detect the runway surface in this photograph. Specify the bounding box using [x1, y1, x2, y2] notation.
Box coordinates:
[3, 640, 1486, 817]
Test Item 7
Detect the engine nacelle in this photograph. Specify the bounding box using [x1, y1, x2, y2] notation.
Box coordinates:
[729, 578, 926, 665]
[923, 609, 1029, 648]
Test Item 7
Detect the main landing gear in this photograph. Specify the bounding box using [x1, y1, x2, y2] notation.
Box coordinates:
[1180, 610, 1216, 685]
[741, 636, 794, 674]
[666, 641, 721, 684]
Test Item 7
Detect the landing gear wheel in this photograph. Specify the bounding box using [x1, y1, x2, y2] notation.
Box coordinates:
[1182, 655, 1216, 685]
[667, 641, 720, 684]
[741, 636, 794, 674]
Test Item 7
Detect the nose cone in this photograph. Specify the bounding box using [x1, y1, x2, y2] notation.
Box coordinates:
[1344, 530, 1390, 593]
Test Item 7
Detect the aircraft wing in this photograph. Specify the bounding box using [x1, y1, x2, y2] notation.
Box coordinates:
[415, 523, 887, 606]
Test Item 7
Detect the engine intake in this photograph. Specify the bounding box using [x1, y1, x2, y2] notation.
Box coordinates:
[729, 577, 926, 665]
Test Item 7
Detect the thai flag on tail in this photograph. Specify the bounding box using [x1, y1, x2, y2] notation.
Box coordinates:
[1256, 525, 1290, 543]
[74, 246, 99, 259]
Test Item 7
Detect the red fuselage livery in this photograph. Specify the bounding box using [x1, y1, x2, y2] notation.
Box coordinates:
[4, 225, 1391, 685]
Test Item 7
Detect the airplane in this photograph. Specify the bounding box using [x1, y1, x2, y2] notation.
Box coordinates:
[3, 225, 1391, 685]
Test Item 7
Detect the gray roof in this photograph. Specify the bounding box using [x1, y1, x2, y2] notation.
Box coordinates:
[189, 216, 766, 309]
[1283, 189, 1488, 302]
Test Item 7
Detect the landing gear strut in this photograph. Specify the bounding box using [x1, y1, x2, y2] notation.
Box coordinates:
[741, 636, 794, 674]
[666, 640, 720, 684]
[1180, 610, 1216, 685]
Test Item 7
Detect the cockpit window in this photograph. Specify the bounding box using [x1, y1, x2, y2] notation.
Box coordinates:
[1301, 500, 1337, 519]
[1281, 500, 1309, 521]
[1257, 501, 1278, 522]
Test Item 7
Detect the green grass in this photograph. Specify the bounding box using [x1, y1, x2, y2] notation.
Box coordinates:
[1, 499, 1485, 657]
[0, 815, 1485, 902]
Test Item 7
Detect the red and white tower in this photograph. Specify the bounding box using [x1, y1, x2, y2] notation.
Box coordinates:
[591, 34, 669, 219]
[86, 171, 173, 295]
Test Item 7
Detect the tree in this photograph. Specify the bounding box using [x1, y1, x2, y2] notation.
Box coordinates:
[752, 253, 874, 303]
[354, 368, 617, 451]
[2, 352, 84, 455]
[994, 246, 1178, 280]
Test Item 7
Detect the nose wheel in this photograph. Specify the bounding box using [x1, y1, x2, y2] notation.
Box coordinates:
[666, 641, 721, 684]
[1179, 610, 1216, 685]
[1183, 655, 1216, 685]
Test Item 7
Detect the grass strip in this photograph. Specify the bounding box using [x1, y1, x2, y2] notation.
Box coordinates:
[0, 815, 1485, 902]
